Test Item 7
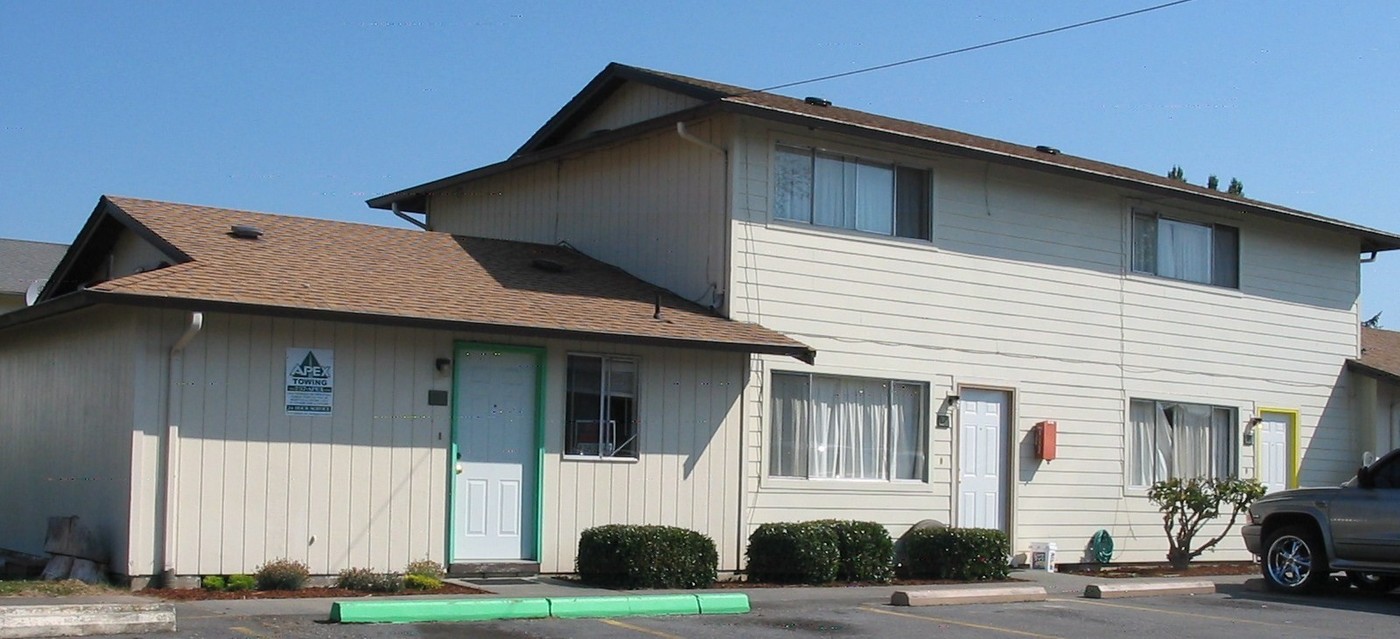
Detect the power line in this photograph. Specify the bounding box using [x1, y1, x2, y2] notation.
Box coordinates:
[751, 0, 1199, 94]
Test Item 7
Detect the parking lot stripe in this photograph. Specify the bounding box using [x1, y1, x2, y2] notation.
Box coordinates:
[599, 617, 686, 638]
[860, 605, 1067, 639]
[1054, 597, 1298, 629]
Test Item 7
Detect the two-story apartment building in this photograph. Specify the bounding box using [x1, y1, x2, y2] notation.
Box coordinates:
[3, 64, 1397, 586]
[369, 63, 1400, 565]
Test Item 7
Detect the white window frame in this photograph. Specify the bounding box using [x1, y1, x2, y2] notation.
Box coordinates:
[1127, 398, 1238, 488]
[773, 144, 931, 241]
[564, 354, 639, 460]
[768, 371, 928, 482]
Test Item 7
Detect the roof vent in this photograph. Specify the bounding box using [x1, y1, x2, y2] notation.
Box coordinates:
[229, 224, 263, 240]
[804, 96, 832, 107]
[531, 258, 565, 273]
[1035, 145, 1061, 155]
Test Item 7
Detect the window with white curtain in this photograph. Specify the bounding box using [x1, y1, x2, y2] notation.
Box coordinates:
[1128, 398, 1236, 487]
[773, 145, 930, 240]
[1132, 212, 1239, 287]
[769, 372, 927, 481]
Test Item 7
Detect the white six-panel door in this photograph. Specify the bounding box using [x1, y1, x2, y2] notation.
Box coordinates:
[958, 389, 1010, 530]
[453, 348, 538, 561]
[1257, 411, 1292, 493]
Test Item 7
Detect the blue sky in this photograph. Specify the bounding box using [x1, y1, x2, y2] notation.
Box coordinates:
[3, 1, 1398, 318]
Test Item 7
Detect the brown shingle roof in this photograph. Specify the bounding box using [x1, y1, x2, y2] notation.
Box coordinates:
[1353, 327, 1400, 382]
[371, 63, 1400, 253]
[55, 196, 813, 360]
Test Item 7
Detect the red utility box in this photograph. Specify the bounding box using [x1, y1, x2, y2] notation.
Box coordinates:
[1034, 421, 1057, 461]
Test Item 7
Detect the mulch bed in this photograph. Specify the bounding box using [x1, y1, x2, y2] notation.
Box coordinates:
[142, 583, 488, 601]
[1058, 562, 1258, 578]
[711, 577, 1020, 589]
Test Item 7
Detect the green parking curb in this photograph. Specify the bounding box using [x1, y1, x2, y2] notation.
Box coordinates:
[549, 594, 700, 618]
[696, 592, 751, 614]
[330, 597, 550, 623]
[331, 593, 750, 624]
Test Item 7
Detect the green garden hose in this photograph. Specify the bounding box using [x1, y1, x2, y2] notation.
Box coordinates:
[1090, 529, 1114, 564]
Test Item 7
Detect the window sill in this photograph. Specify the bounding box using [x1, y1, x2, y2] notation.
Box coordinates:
[1125, 271, 1243, 298]
[562, 454, 640, 464]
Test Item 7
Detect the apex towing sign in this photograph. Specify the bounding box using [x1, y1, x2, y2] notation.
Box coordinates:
[285, 348, 333, 415]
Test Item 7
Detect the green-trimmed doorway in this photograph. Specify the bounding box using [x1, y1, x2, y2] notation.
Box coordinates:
[449, 343, 545, 563]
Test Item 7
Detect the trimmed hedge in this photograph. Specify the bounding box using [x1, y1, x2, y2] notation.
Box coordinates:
[904, 527, 1010, 581]
[818, 520, 895, 583]
[576, 524, 717, 589]
[745, 522, 840, 584]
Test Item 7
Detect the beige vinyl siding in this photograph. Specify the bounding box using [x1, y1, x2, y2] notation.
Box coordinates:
[728, 119, 1361, 563]
[126, 309, 747, 577]
[559, 82, 704, 144]
[429, 119, 729, 310]
[0, 307, 136, 570]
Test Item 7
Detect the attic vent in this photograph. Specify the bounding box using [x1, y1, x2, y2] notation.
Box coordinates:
[531, 258, 565, 273]
[229, 224, 263, 239]
[1035, 145, 1061, 155]
[804, 96, 832, 107]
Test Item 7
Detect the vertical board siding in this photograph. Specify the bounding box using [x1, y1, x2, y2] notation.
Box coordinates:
[0, 308, 136, 569]
[559, 82, 703, 144]
[728, 119, 1362, 563]
[430, 120, 729, 313]
[123, 309, 746, 576]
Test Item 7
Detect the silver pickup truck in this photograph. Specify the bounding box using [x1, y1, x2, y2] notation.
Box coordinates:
[1241, 447, 1400, 593]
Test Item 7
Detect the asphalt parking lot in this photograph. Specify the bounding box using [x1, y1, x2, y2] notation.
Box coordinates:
[164, 581, 1398, 639]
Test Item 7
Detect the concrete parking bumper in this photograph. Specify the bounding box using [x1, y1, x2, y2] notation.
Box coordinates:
[891, 585, 1048, 606]
[1084, 580, 1217, 599]
[0, 602, 175, 638]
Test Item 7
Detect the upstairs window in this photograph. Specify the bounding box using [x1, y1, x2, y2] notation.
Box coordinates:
[565, 355, 637, 459]
[774, 145, 930, 240]
[1128, 398, 1236, 487]
[1133, 212, 1239, 288]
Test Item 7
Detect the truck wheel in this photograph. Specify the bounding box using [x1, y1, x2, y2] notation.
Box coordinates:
[1346, 571, 1400, 593]
[1262, 525, 1330, 593]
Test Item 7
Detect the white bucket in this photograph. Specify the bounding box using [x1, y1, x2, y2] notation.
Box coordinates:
[1029, 542, 1058, 572]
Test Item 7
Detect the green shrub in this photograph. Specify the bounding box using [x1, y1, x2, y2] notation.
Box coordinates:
[904, 528, 1010, 581]
[200, 575, 226, 591]
[336, 567, 376, 591]
[576, 524, 717, 589]
[745, 522, 840, 584]
[336, 567, 404, 593]
[226, 574, 255, 591]
[1147, 477, 1265, 568]
[816, 520, 895, 583]
[254, 558, 310, 591]
[404, 574, 444, 591]
[404, 558, 446, 579]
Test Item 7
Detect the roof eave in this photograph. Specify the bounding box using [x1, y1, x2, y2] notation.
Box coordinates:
[64, 291, 816, 362]
[1347, 359, 1400, 385]
[367, 102, 726, 214]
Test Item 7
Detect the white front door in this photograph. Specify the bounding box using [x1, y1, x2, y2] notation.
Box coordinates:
[958, 389, 1009, 530]
[1257, 411, 1292, 493]
[453, 347, 538, 562]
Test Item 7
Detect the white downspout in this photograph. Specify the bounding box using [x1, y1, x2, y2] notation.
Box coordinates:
[161, 311, 203, 583]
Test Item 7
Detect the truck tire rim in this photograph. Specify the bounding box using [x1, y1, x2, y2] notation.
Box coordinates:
[1267, 535, 1312, 587]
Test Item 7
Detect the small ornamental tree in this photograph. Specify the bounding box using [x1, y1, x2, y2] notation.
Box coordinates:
[1167, 165, 1186, 182]
[1206, 175, 1220, 190]
[1227, 178, 1244, 195]
[1147, 477, 1265, 569]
